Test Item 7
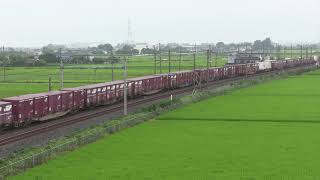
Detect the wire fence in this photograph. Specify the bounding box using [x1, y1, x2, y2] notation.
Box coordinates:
[0, 112, 156, 179]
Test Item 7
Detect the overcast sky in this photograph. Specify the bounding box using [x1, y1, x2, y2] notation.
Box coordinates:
[0, 0, 319, 47]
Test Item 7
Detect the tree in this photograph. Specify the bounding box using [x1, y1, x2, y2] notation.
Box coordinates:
[92, 57, 106, 64]
[42, 44, 65, 54]
[97, 44, 113, 54]
[34, 59, 47, 66]
[216, 42, 225, 49]
[0, 55, 7, 66]
[141, 48, 155, 55]
[106, 56, 121, 63]
[70, 56, 91, 64]
[132, 49, 139, 55]
[39, 53, 59, 63]
[9, 54, 26, 66]
[116, 45, 139, 55]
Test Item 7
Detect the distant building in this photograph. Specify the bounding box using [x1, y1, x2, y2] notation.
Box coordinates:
[228, 53, 262, 64]
[135, 43, 149, 54]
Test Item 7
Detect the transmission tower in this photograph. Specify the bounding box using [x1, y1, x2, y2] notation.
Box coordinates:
[192, 44, 201, 95]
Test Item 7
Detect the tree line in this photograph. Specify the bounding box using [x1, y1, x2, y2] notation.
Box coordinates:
[1, 38, 319, 67]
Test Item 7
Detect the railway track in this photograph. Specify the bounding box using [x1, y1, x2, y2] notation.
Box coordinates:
[0, 65, 315, 146]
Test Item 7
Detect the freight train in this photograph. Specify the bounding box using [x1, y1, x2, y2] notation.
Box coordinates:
[0, 58, 316, 129]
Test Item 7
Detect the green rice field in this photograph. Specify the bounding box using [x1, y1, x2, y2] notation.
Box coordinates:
[9, 69, 320, 180]
[0, 54, 226, 98]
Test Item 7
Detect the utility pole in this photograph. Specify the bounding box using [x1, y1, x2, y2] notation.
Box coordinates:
[206, 48, 210, 84]
[153, 46, 156, 74]
[284, 47, 286, 60]
[206, 49, 210, 70]
[168, 49, 171, 73]
[111, 59, 114, 81]
[311, 47, 313, 59]
[291, 44, 293, 59]
[192, 48, 197, 94]
[179, 46, 182, 71]
[123, 57, 127, 116]
[159, 43, 162, 73]
[94, 68, 97, 83]
[193, 51, 196, 71]
[192, 44, 201, 93]
[48, 77, 52, 91]
[300, 45, 303, 59]
[215, 51, 218, 67]
[2, 46, 5, 82]
[275, 45, 278, 59]
[262, 44, 265, 60]
[245, 44, 248, 55]
[306, 47, 308, 59]
[209, 45, 212, 67]
[59, 48, 64, 89]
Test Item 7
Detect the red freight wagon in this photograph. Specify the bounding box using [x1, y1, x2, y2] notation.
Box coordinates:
[73, 83, 111, 107]
[0, 101, 13, 128]
[218, 67, 224, 79]
[245, 63, 259, 74]
[84, 83, 108, 105]
[234, 64, 244, 76]
[196, 69, 209, 83]
[86, 85, 98, 106]
[2, 93, 48, 125]
[225, 65, 236, 77]
[36, 91, 61, 115]
[222, 67, 228, 78]
[60, 91, 74, 111]
[64, 81, 126, 108]
[62, 87, 86, 110]
[168, 73, 177, 88]
[159, 74, 169, 91]
[196, 69, 205, 83]
[48, 91, 62, 113]
[33, 94, 49, 119]
[271, 60, 284, 70]
[74, 84, 103, 107]
[208, 67, 220, 80]
[42, 91, 74, 116]
[128, 75, 165, 95]
[105, 81, 126, 104]
[207, 68, 215, 81]
[96, 80, 125, 104]
[170, 70, 194, 88]
[240, 64, 247, 75]
[105, 81, 125, 103]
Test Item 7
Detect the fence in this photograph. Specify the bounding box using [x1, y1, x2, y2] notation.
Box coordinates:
[0, 112, 156, 179]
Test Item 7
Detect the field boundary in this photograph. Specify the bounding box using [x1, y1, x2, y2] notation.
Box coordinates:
[0, 65, 316, 179]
